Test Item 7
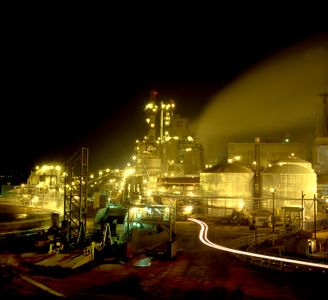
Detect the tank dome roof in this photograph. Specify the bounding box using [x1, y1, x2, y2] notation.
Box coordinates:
[272, 157, 311, 165]
[204, 162, 253, 174]
[264, 164, 314, 174]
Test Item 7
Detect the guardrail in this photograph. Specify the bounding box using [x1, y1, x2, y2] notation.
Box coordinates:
[226, 233, 328, 272]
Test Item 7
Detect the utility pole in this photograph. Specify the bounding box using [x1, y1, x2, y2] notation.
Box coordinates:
[271, 187, 276, 234]
[314, 194, 317, 240]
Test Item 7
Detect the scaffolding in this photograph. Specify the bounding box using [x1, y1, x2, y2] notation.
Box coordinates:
[63, 147, 89, 246]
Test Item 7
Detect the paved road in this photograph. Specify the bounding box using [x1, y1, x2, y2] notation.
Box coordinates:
[1, 221, 327, 299]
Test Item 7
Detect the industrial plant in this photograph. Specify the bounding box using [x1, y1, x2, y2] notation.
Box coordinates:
[0, 90, 327, 272]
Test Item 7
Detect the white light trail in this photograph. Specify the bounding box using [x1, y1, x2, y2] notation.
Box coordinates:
[188, 218, 328, 270]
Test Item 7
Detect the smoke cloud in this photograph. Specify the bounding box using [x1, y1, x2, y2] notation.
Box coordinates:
[194, 34, 328, 164]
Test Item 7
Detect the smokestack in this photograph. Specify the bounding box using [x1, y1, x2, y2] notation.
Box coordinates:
[149, 90, 158, 103]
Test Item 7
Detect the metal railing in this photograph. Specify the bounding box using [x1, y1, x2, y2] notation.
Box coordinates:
[226, 233, 328, 272]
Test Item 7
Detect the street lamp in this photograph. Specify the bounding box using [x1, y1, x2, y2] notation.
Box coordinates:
[270, 187, 276, 234]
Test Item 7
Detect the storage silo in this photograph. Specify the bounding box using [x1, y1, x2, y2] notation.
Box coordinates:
[270, 156, 313, 170]
[200, 162, 254, 216]
[261, 163, 317, 219]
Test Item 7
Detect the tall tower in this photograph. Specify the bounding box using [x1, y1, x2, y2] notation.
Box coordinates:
[160, 100, 175, 143]
[63, 147, 89, 246]
[144, 90, 158, 141]
[313, 91, 328, 176]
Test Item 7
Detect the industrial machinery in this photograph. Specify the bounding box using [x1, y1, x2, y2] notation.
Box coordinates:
[93, 203, 128, 257]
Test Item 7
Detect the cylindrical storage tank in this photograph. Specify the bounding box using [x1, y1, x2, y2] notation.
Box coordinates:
[261, 163, 317, 218]
[200, 162, 254, 216]
[271, 157, 313, 170]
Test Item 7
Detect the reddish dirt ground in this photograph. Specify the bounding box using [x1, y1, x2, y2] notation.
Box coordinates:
[1, 221, 327, 299]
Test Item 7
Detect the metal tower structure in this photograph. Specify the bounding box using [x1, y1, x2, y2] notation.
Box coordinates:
[63, 147, 89, 246]
[318, 91, 328, 137]
[315, 91, 328, 138]
[144, 90, 158, 141]
[253, 137, 261, 210]
[160, 100, 175, 143]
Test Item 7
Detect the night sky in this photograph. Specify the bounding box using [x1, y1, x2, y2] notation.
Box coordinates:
[1, 8, 327, 182]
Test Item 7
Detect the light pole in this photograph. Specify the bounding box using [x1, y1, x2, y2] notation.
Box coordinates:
[301, 191, 305, 229]
[270, 187, 276, 234]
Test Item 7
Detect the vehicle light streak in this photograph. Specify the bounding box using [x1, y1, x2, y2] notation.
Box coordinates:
[188, 218, 328, 270]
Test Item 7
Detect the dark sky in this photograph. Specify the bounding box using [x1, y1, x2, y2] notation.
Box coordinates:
[1, 8, 327, 180]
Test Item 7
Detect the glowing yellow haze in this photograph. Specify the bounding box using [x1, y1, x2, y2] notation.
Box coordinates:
[194, 34, 328, 163]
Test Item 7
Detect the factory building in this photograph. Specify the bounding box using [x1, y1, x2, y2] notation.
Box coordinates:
[2, 164, 64, 210]
[228, 137, 307, 170]
[131, 91, 327, 229]
[133, 91, 204, 202]
[314, 136, 328, 177]
[163, 115, 204, 176]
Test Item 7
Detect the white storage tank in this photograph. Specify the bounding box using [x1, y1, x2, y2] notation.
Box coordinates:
[261, 163, 317, 218]
[200, 162, 254, 216]
[270, 156, 313, 170]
